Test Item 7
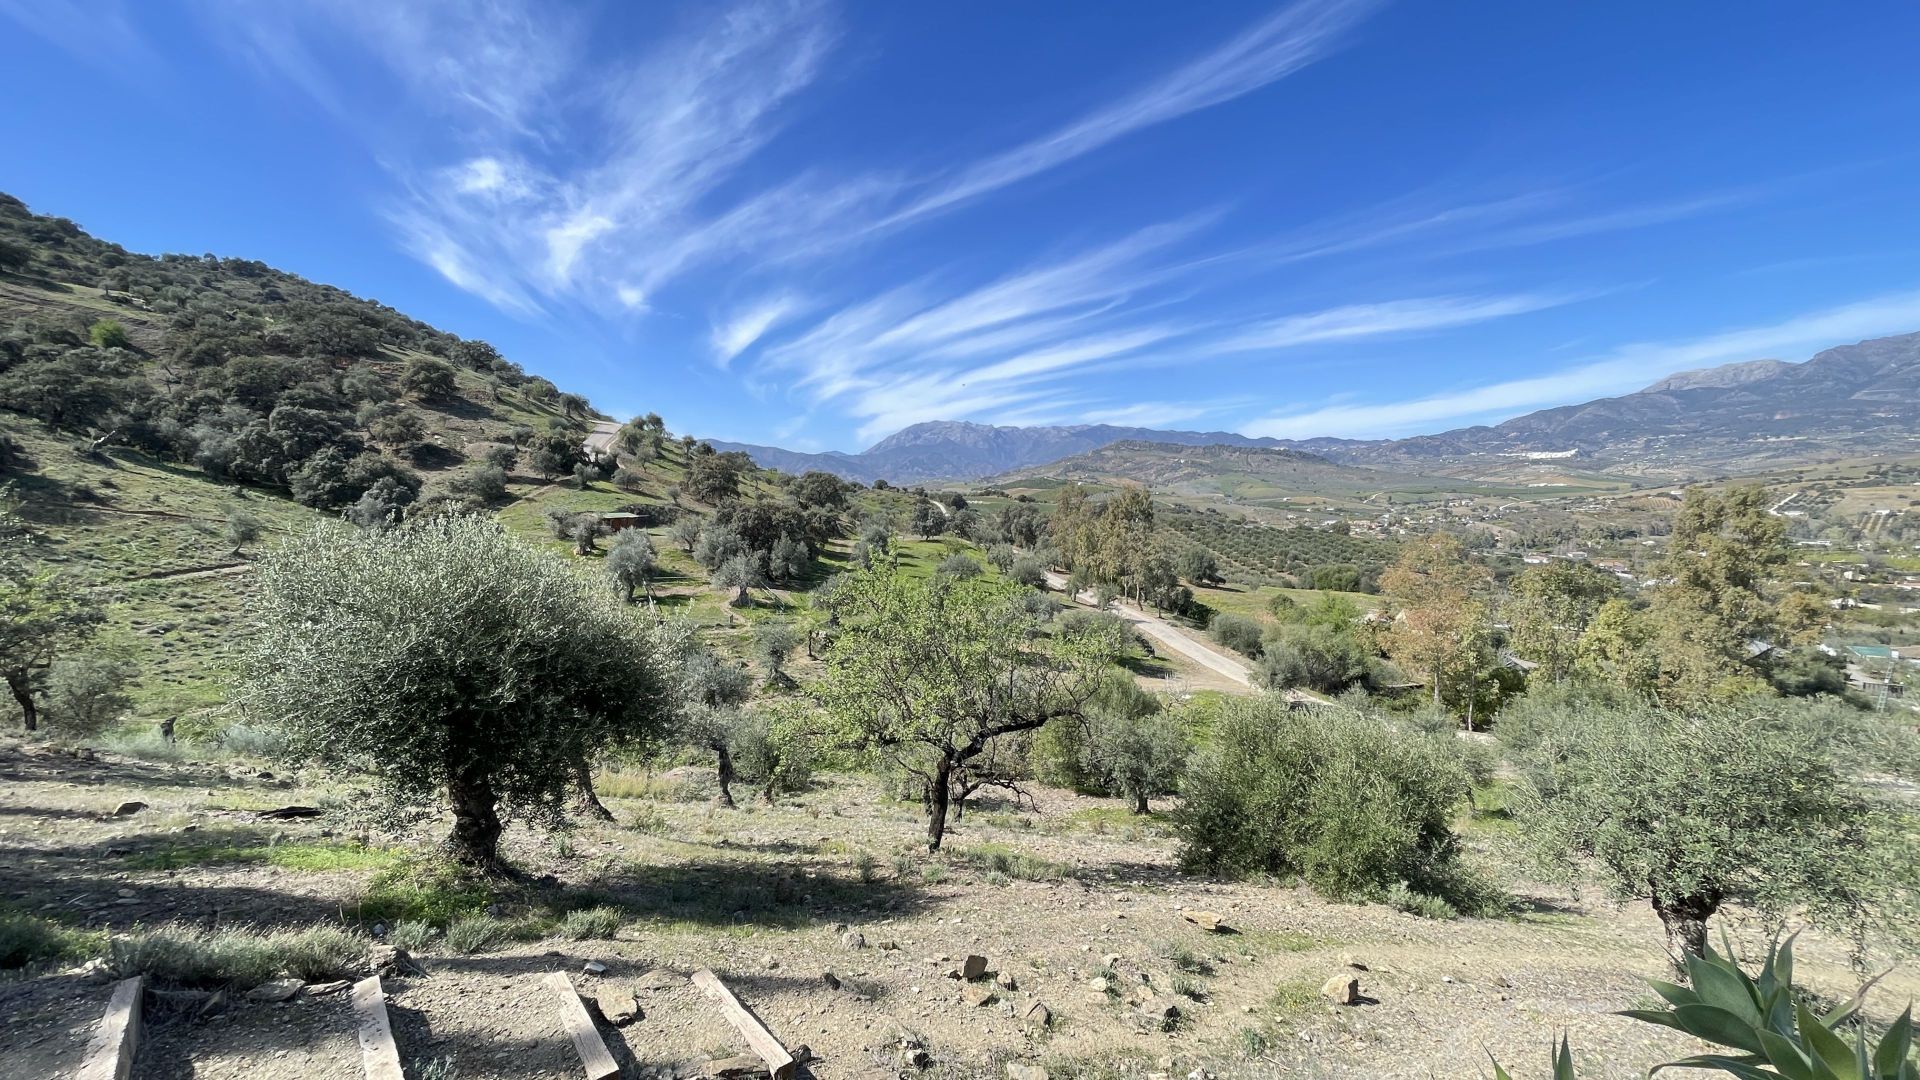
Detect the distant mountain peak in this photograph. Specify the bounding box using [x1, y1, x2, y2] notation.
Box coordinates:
[1640, 358, 1791, 394]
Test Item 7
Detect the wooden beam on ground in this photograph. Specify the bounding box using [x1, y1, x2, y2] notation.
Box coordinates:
[543, 972, 620, 1080]
[691, 968, 796, 1080]
[76, 976, 143, 1080]
[350, 975, 405, 1080]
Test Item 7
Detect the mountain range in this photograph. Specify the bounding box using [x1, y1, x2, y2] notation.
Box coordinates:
[714, 332, 1920, 484]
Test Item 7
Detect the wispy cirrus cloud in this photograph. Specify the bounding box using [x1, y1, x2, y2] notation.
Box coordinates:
[1208, 293, 1572, 353]
[1244, 288, 1920, 439]
[754, 214, 1570, 444]
[710, 293, 806, 367]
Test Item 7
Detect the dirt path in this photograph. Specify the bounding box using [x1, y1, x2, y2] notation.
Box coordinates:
[131, 562, 253, 583]
[584, 420, 622, 456]
[1046, 571, 1254, 688]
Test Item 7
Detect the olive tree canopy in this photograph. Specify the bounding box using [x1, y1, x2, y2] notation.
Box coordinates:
[813, 567, 1123, 851]
[234, 515, 684, 872]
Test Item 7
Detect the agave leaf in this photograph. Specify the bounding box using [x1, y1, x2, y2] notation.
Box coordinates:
[1653, 1054, 1778, 1079]
[1688, 950, 1765, 1027]
[1828, 968, 1894, 1030]
[1753, 1028, 1816, 1080]
[1620, 1008, 1687, 1031]
[1555, 1036, 1576, 1080]
[1671, 1003, 1768, 1054]
[1775, 934, 1799, 997]
[1873, 1004, 1914, 1078]
[1800, 1002, 1858, 1077]
[1644, 977, 1699, 1008]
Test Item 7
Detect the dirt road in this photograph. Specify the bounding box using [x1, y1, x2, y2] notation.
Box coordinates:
[1045, 571, 1254, 687]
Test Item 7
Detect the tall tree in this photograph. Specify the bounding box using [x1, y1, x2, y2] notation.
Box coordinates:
[233, 516, 682, 872]
[814, 569, 1122, 850]
[1646, 485, 1807, 701]
[1379, 533, 1491, 710]
[1504, 561, 1622, 684]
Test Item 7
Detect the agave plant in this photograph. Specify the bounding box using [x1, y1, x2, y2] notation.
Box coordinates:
[1494, 936, 1917, 1079]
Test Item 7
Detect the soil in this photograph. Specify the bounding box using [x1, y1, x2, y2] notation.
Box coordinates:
[1, 738, 1912, 1080]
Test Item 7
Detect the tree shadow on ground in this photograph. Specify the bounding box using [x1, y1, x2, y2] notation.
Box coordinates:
[569, 857, 938, 930]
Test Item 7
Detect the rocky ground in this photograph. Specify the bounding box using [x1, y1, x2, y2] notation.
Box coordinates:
[1, 738, 1911, 1080]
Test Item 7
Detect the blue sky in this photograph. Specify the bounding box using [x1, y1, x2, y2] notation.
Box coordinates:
[4, 1, 1918, 452]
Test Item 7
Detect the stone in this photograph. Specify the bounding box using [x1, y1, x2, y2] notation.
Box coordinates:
[1340, 953, 1370, 972]
[1022, 1001, 1052, 1029]
[111, 801, 148, 817]
[841, 930, 866, 949]
[306, 980, 350, 996]
[1007, 1065, 1050, 1080]
[245, 978, 305, 1002]
[1085, 976, 1111, 992]
[1102, 953, 1122, 969]
[582, 960, 609, 976]
[636, 968, 682, 990]
[694, 1053, 765, 1078]
[897, 1047, 932, 1069]
[594, 989, 643, 1026]
[1136, 997, 1182, 1031]
[1180, 910, 1225, 932]
[1320, 974, 1360, 1006]
[962, 983, 997, 1007]
[996, 970, 1018, 991]
[962, 954, 988, 980]
[822, 971, 841, 990]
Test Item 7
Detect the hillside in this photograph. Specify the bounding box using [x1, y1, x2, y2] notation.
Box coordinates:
[0, 192, 770, 721]
[711, 419, 1289, 484]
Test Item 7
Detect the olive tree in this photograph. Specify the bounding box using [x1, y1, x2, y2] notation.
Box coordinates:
[232, 515, 683, 872]
[1083, 687, 1188, 813]
[605, 529, 656, 603]
[0, 520, 105, 732]
[1506, 696, 1883, 963]
[814, 568, 1123, 851]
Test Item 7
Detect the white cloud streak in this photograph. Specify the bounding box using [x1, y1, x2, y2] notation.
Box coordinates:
[1244, 289, 1920, 440]
[710, 293, 805, 366]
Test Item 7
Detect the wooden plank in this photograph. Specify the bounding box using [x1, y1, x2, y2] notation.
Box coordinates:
[76, 976, 143, 1080]
[543, 972, 620, 1080]
[691, 968, 796, 1080]
[350, 975, 405, 1080]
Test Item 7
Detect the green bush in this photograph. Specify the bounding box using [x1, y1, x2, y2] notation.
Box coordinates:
[0, 910, 97, 969]
[1174, 699, 1480, 907]
[558, 906, 623, 940]
[444, 915, 512, 954]
[1207, 613, 1264, 658]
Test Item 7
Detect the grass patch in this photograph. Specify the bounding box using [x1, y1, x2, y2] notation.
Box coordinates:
[0, 909, 102, 970]
[127, 840, 398, 873]
[1155, 939, 1215, 975]
[107, 923, 365, 987]
[1060, 806, 1171, 836]
[595, 769, 694, 801]
[353, 858, 494, 928]
[386, 920, 437, 951]
[1262, 977, 1325, 1025]
[952, 843, 1068, 882]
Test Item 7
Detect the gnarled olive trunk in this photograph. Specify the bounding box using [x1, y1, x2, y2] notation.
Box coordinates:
[713, 742, 737, 808]
[1654, 889, 1721, 968]
[1132, 791, 1150, 815]
[926, 756, 954, 852]
[6, 669, 37, 733]
[572, 756, 614, 822]
[445, 751, 506, 874]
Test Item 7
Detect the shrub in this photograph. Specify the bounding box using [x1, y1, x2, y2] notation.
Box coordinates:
[1206, 613, 1264, 658]
[0, 910, 96, 969]
[45, 653, 137, 733]
[385, 920, 436, 951]
[1254, 621, 1370, 694]
[558, 906, 623, 940]
[1174, 698, 1476, 905]
[444, 915, 512, 954]
[107, 923, 365, 987]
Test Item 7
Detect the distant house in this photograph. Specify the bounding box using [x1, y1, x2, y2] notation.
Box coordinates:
[600, 512, 646, 533]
